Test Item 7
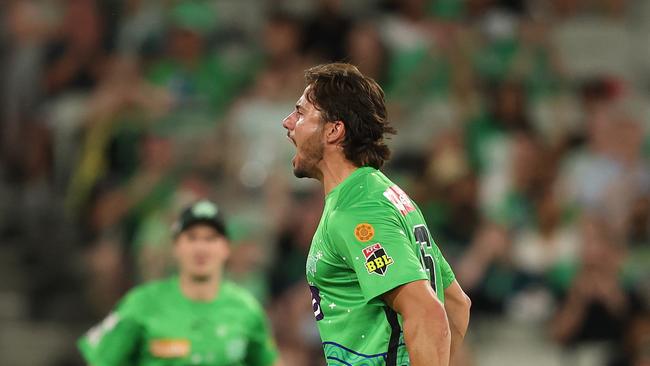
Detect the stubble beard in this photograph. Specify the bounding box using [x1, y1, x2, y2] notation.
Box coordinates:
[293, 130, 324, 180]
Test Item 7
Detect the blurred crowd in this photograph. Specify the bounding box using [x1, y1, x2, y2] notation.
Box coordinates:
[1, 0, 649, 365]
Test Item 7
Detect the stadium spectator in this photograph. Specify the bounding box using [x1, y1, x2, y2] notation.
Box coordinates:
[0, 1, 648, 365]
[551, 215, 644, 363]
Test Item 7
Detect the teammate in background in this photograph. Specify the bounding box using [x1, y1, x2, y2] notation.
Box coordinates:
[282, 63, 471, 366]
[78, 200, 280, 366]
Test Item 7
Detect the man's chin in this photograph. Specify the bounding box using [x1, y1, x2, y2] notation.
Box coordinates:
[292, 156, 307, 178]
[293, 168, 310, 179]
[292, 163, 313, 179]
[291, 154, 320, 179]
[189, 273, 213, 283]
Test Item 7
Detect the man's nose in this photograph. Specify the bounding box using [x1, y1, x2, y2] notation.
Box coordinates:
[283, 112, 296, 130]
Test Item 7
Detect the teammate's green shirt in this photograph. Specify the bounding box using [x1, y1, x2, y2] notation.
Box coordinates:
[306, 167, 456, 365]
[78, 277, 278, 366]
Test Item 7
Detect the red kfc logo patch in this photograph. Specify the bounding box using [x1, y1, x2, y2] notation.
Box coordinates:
[383, 185, 415, 216]
[362, 243, 393, 275]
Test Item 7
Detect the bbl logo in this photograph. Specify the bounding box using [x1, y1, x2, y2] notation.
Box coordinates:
[362, 243, 393, 275]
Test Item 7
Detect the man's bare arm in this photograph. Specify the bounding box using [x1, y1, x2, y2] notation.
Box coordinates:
[444, 280, 471, 365]
[384, 280, 450, 366]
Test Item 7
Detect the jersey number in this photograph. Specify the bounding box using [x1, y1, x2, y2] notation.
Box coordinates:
[309, 285, 324, 321]
[414, 225, 436, 293]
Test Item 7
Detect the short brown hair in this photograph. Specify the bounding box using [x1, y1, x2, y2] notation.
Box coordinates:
[304, 63, 396, 169]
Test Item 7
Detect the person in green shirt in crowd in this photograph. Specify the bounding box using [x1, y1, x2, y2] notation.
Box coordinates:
[78, 200, 281, 366]
[281, 63, 471, 366]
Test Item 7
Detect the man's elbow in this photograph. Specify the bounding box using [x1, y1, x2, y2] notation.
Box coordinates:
[461, 292, 472, 313]
[454, 291, 472, 327]
[404, 298, 450, 336]
[428, 301, 451, 343]
[446, 284, 471, 314]
[428, 299, 450, 322]
[431, 300, 452, 339]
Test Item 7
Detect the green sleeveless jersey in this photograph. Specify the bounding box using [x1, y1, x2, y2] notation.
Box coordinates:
[78, 277, 278, 366]
[306, 167, 456, 365]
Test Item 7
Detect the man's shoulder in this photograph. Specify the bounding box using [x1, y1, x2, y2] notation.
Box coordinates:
[336, 169, 396, 210]
[129, 277, 174, 297]
[119, 278, 175, 312]
[220, 281, 265, 314]
[328, 194, 401, 233]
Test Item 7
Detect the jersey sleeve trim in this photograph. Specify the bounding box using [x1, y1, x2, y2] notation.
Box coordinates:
[442, 271, 456, 290]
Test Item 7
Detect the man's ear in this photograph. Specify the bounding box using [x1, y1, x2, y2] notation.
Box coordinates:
[325, 121, 345, 145]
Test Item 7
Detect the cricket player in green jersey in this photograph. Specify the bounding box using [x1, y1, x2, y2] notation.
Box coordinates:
[282, 63, 471, 366]
[78, 200, 280, 366]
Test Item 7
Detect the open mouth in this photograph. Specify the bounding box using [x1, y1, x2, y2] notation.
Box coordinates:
[287, 133, 296, 147]
[287, 133, 297, 167]
[290, 144, 297, 167]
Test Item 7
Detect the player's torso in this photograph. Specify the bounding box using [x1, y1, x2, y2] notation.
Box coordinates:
[308, 212, 400, 365]
[306, 168, 442, 365]
[134, 283, 254, 366]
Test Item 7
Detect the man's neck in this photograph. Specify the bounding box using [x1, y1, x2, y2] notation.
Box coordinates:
[319, 154, 360, 196]
[179, 273, 221, 302]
